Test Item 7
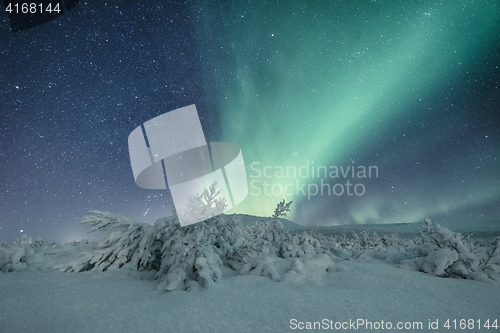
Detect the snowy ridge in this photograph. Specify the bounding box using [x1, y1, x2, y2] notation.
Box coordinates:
[231, 213, 308, 231]
[237, 213, 500, 239]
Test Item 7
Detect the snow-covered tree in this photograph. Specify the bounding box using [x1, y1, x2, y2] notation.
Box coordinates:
[178, 181, 227, 225]
[477, 236, 500, 281]
[154, 213, 245, 291]
[57, 181, 242, 288]
[59, 207, 246, 291]
[280, 233, 324, 258]
[401, 218, 490, 280]
[272, 199, 293, 218]
[57, 211, 158, 273]
[226, 200, 332, 282]
[0, 242, 26, 272]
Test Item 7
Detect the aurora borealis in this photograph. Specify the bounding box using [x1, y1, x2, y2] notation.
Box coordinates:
[196, 0, 500, 225]
[0, 0, 499, 241]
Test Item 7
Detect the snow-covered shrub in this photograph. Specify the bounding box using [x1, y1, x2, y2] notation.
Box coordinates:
[242, 200, 322, 260]
[323, 232, 364, 257]
[58, 181, 247, 291]
[58, 211, 158, 273]
[239, 217, 326, 260]
[381, 232, 404, 247]
[305, 229, 328, 243]
[60, 208, 247, 291]
[155, 213, 245, 291]
[227, 212, 329, 282]
[227, 218, 288, 278]
[401, 218, 490, 280]
[0, 241, 11, 271]
[151, 182, 248, 290]
[0, 243, 25, 272]
[483, 237, 500, 265]
[476, 237, 500, 281]
[281, 254, 338, 285]
[280, 233, 325, 258]
[0, 235, 62, 272]
[245, 220, 267, 238]
[320, 229, 417, 261]
[256, 219, 289, 245]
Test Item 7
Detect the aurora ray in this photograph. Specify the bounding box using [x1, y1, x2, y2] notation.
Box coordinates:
[195, 0, 500, 225]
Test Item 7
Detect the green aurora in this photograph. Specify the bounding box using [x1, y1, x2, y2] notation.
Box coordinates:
[194, 0, 499, 225]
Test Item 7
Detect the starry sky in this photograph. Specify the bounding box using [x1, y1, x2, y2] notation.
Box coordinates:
[0, 0, 499, 242]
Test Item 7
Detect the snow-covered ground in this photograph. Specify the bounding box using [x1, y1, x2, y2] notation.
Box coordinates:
[1, 258, 499, 333]
[1, 215, 499, 333]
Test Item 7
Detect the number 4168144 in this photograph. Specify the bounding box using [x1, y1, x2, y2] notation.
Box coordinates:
[5, 3, 61, 14]
[444, 319, 498, 330]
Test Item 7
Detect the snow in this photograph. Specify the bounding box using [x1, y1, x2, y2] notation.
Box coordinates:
[1, 258, 499, 333]
[0, 215, 499, 333]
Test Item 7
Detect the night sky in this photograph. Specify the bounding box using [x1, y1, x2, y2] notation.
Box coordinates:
[1, 0, 499, 242]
